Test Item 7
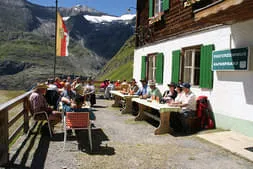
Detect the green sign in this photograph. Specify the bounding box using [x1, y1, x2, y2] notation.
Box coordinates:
[212, 47, 249, 71]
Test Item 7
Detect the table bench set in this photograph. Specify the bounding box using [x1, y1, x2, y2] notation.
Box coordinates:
[110, 90, 181, 135]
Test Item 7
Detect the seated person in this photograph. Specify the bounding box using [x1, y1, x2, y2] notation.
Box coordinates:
[161, 82, 177, 103]
[136, 79, 148, 97]
[61, 82, 76, 112]
[66, 76, 73, 85]
[72, 77, 84, 97]
[128, 78, 139, 95]
[84, 78, 96, 106]
[54, 77, 64, 89]
[174, 84, 183, 103]
[29, 83, 61, 122]
[141, 80, 162, 101]
[70, 96, 96, 121]
[114, 80, 121, 90]
[170, 82, 196, 131]
[45, 78, 64, 110]
[120, 80, 129, 94]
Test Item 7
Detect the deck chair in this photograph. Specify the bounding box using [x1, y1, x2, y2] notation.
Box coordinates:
[63, 112, 92, 151]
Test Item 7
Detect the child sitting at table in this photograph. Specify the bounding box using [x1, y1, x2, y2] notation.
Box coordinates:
[70, 96, 96, 122]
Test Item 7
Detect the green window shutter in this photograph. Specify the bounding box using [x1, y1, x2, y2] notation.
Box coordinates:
[200, 45, 215, 89]
[155, 53, 164, 84]
[141, 56, 147, 80]
[149, 0, 153, 18]
[163, 0, 170, 11]
[171, 50, 181, 83]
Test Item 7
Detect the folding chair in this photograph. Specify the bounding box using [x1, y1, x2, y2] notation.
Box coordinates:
[63, 112, 92, 151]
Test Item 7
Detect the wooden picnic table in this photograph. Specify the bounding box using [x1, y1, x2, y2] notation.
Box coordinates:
[132, 98, 181, 135]
[110, 90, 139, 114]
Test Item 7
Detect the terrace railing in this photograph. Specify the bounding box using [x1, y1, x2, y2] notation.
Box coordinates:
[0, 90, 33, 165]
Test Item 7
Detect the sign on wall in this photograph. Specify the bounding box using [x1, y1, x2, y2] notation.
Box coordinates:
[212, 47, 249, 71]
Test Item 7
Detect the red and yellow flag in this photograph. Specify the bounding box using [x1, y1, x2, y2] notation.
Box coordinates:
[56, 12, 69, 56]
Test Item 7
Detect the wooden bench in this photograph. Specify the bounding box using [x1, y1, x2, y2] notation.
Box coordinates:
[132, 98, 181, 135]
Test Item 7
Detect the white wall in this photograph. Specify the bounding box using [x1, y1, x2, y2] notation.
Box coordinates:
[133, 20, 253, 123]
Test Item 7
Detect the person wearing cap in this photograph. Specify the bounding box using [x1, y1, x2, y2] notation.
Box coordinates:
[161, 82, 177, 103]
[172, 82, 196, 132]
[29, 83, 61, 122]
[142, 80, 162, 100]
[135, 79, 148, 96]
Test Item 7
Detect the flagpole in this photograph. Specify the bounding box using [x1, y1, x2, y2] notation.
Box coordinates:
[53, 0, 58, 79]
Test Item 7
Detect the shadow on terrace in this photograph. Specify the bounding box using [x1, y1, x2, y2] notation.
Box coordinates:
[5, 121, 114, 169]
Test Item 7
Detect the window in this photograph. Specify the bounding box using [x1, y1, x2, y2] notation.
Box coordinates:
[141, 53, 164, 84]
[181, 48, 200, 85]
[171, 45, 214, 88]
[154, 0, 163, 16]
[147, 54, 156, 80]
[192, 0, 224, 12]
[149, 0, 170, 18]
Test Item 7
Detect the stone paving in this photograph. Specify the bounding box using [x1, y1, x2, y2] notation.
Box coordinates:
[4, 99, 253, 169]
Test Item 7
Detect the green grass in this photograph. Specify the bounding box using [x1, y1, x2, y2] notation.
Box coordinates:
[99, 61, 133, 81]
[96, 35, 135, 81]
[0, 90, 25, 104]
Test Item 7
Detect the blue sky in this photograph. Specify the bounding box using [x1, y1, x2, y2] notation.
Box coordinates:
[27, 0, 137, 16]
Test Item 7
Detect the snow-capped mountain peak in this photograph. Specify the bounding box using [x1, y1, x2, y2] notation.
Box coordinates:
[83, 14, 136, 23]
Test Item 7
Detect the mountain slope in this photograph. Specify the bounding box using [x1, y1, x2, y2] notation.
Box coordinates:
[96, 35, 135, 81]
[0, 0, 135, 89]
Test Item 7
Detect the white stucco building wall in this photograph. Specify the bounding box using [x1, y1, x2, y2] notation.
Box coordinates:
[133, 19, 253, 136]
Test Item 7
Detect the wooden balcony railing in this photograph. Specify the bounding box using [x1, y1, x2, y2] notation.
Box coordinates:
[0, 91, 33, 165]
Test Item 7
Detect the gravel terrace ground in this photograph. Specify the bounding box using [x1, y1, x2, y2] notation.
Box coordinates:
[5, 99, 253, 169]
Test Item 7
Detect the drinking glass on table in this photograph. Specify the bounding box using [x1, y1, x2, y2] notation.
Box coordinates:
[156, 96, 160, 103]
[151, 95, 155, 100]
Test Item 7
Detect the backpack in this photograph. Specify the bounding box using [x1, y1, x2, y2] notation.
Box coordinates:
[196, 96, 215, 129]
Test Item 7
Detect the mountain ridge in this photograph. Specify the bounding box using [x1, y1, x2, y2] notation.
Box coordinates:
[0, 0, 135, 89]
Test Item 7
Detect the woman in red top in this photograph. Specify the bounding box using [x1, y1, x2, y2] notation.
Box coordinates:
[54, 77, 64, 89]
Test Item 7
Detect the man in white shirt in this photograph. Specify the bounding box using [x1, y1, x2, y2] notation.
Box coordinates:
[171, 82, 196, 132]
[179, 83, 196, 113]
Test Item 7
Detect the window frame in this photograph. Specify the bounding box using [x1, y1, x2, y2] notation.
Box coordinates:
[147, 53, 158, 81]
[180, 45, 201, 86]
[154, 0, 164, 17]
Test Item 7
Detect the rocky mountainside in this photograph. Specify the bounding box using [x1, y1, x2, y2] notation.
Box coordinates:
[0, 0, 135, 89]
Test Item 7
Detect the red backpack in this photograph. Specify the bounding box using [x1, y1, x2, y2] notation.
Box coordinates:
[196, 96, 215, 129]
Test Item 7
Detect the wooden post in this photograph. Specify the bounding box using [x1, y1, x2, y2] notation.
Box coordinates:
[0, 108, 9, 165]
[23, 98, 29, 134]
